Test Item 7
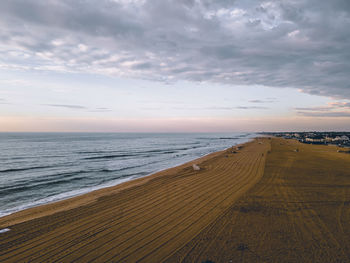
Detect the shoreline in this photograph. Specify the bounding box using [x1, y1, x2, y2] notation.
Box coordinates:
[1, 137, 270, 262]
[0, 138, 255, 227]
[2, 138, 350, 261]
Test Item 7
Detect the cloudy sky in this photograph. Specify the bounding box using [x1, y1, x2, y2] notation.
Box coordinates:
[0, 0, 349, 132]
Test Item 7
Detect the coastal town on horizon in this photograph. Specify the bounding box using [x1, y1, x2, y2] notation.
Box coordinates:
[261, 131, 350, 147]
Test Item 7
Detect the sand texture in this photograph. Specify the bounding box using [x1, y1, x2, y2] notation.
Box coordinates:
[168, 138, 350, 262]
[0, 138, 268, 262]
[1, 137, 350, 262]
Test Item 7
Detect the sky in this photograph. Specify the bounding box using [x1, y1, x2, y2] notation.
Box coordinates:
[0, 0, 350, 132]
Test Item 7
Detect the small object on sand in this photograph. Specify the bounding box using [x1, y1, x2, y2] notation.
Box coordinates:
[294, 149, 299, 152]
[0, 228, 10, 234]
[192, 164, 200, 171]
[237, 243, 249, 252]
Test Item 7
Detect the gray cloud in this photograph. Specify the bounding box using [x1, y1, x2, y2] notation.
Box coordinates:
[295, 100, 350, 117]
[249, 98, 277, 103]
[44, 104, 113, 112]
[169, 105, 269, 110]
[90, 107, 112, 112]
[0, 98, 10, 104]
[1, 0, 350, 98]
[44, 104, 87, 109]
[329, 102, 350, 108]
[249, 100, 265, 103]
[295, 102, 350, 112]
[297, 111, 350, 117]
[204, 106, 269, 110]
[235, 106, 269, 110]
[294, 107, 331, 112]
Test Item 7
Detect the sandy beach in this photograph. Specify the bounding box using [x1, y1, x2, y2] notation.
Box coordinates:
[1, 137, 350, 262]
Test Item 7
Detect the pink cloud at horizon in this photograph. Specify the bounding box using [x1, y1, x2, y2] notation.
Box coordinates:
[1, 116, 349, 133]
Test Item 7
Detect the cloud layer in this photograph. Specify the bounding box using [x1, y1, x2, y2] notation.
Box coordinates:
[1, 0, 350, 98]
[44, 104, 87, 109]
[43, 104, 112, 112]
[295, 101, 350, 117]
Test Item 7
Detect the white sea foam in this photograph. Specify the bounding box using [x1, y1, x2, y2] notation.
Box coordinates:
[0, 177, 133, 218]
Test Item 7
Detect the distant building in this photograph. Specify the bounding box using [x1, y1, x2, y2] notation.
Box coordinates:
[332, 136, 348, 141]
[305, 137, 324, 143]
[325, 137, 333, 142]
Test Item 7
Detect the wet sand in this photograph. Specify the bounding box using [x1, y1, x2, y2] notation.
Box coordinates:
[1, 137, 350, 262]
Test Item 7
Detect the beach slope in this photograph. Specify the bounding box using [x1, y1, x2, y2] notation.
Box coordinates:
[3, 137, 349, 262]
[0, 138, 269, 262]
[168, 137, 350, 262]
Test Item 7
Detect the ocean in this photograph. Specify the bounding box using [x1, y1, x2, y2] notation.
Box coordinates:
[0, 132, 256, 217]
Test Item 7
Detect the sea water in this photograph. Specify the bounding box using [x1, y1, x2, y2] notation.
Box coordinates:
[0, 132, 255, 217]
